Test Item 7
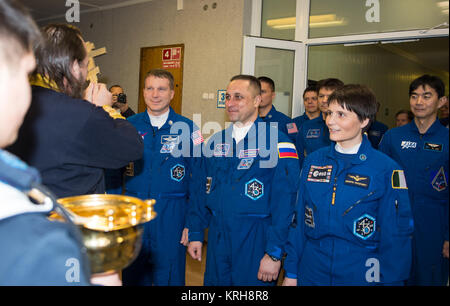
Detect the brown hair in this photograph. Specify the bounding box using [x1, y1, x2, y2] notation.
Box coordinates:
[230, 74, 262, 97]
[328, 84, 378, 133]
[0, 0, 41, 68]
[145, 69, 174, 90]
[32, 23, 87, 99]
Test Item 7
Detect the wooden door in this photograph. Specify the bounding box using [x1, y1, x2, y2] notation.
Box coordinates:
[138, 44, 184, 114]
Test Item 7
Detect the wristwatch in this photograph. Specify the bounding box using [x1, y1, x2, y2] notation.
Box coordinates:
[266, 253, 280, 262]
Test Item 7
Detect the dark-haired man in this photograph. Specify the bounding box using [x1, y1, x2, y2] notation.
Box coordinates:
[395, 109, 414, 127]
[295, 78, 344, 167]
[187, 75, 300, 285]
[7, 23, 143, 198]
[380, 74, 449, 286]
[110, 85, 135, 118]
[257, 76, 297, 142]
[292, 86, 320, 130]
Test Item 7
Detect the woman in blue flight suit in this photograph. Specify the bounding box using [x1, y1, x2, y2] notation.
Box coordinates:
[283, 84, 414, 286]
[122, 107, 202, 286]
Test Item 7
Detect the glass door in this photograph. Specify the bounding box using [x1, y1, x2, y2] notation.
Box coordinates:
[242, 36, 306, 118]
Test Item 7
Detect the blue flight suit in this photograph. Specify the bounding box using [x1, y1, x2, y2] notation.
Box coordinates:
[0, 150, 91, 285]
[284, 136, 414, 285]
[187, 118, 300, 286]
[292, 113, 310, 130]
[367, 120, 389, 149]
[261, 106, 297, 142]
[379, 119, 449, 286]
[295, 114, 331, 167]
[122, 108, 202, 286]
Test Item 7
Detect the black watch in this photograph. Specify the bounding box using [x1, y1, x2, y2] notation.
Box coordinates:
[266, 253, 280, 262]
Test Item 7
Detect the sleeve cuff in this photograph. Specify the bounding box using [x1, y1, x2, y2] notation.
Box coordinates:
[265, 245, 282, 260]
[285, 272, 297, 279]
[188, 231, 204, 242]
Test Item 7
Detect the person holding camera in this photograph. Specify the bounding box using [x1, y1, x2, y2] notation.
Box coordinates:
[110, 85, 136, 118]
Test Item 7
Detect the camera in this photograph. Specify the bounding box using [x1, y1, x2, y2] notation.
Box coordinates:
[117, 93, 127, 103]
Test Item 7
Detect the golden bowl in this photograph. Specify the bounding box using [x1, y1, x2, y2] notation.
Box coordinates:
[49, 194, 156, 274]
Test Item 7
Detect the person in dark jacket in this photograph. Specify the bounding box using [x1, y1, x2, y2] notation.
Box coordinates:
[7, 23, 143, 198]
[0, 0, 93, 286]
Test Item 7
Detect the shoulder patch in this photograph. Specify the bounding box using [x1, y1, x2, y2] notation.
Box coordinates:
[278, 142, 298, 159]
[191, 130, 204, 146]
[392, 170, 407, 189]
[286, 122, 298, 134]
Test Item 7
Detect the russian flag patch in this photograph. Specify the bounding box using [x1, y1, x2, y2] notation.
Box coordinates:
[278, 142, 298, 159]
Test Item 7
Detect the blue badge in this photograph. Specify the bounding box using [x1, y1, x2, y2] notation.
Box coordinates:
[214, 143, 230, 157]
[160, 143, 176, 154]
[431, 166, 447, 192]
[237, 158, 254, 170]
[306, 129, 321, 138]
[170, 164, 185, 182]
[245, 178, 264, 200]
[359, 154, 367, 161]
[353, 214, 376, 240]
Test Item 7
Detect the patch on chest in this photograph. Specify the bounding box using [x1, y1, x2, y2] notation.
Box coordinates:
[431, 166, 448, 192]
[401, 141, 417, 150]
[307, 165, 333, 183]
[237, 158, 254, 170]
[160, 143, 176, 154]
[424, 142, 443, 152]
[170, 164, 185, 182]
[353, 214, 376, 240]
[245, 178, 264, 200]
[344, 173, 370, 189]
[214, 144, 230, 157]
[306, 129, 321, 138]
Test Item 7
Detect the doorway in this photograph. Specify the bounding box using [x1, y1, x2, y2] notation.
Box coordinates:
[138, 44, 185, 114]
[307, 37, 449, 128]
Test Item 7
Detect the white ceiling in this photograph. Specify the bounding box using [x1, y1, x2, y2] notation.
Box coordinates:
[20, 0, 154, 22]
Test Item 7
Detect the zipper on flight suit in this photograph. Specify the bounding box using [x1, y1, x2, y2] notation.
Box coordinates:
[331, 176, 338, 205]
[342, 191, 376, 216]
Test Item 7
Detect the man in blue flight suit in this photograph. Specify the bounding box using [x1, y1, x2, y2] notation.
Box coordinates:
[295, 78, 344, 167]
[379, 75, 449, 286]
[187, 75, 300, 285]
[367, 102, 389, 149]
[122, 69, 202, 286]
[292, 86, 320, 130]
[283, 84, 414, 286]
[257, 76, 298, 142]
